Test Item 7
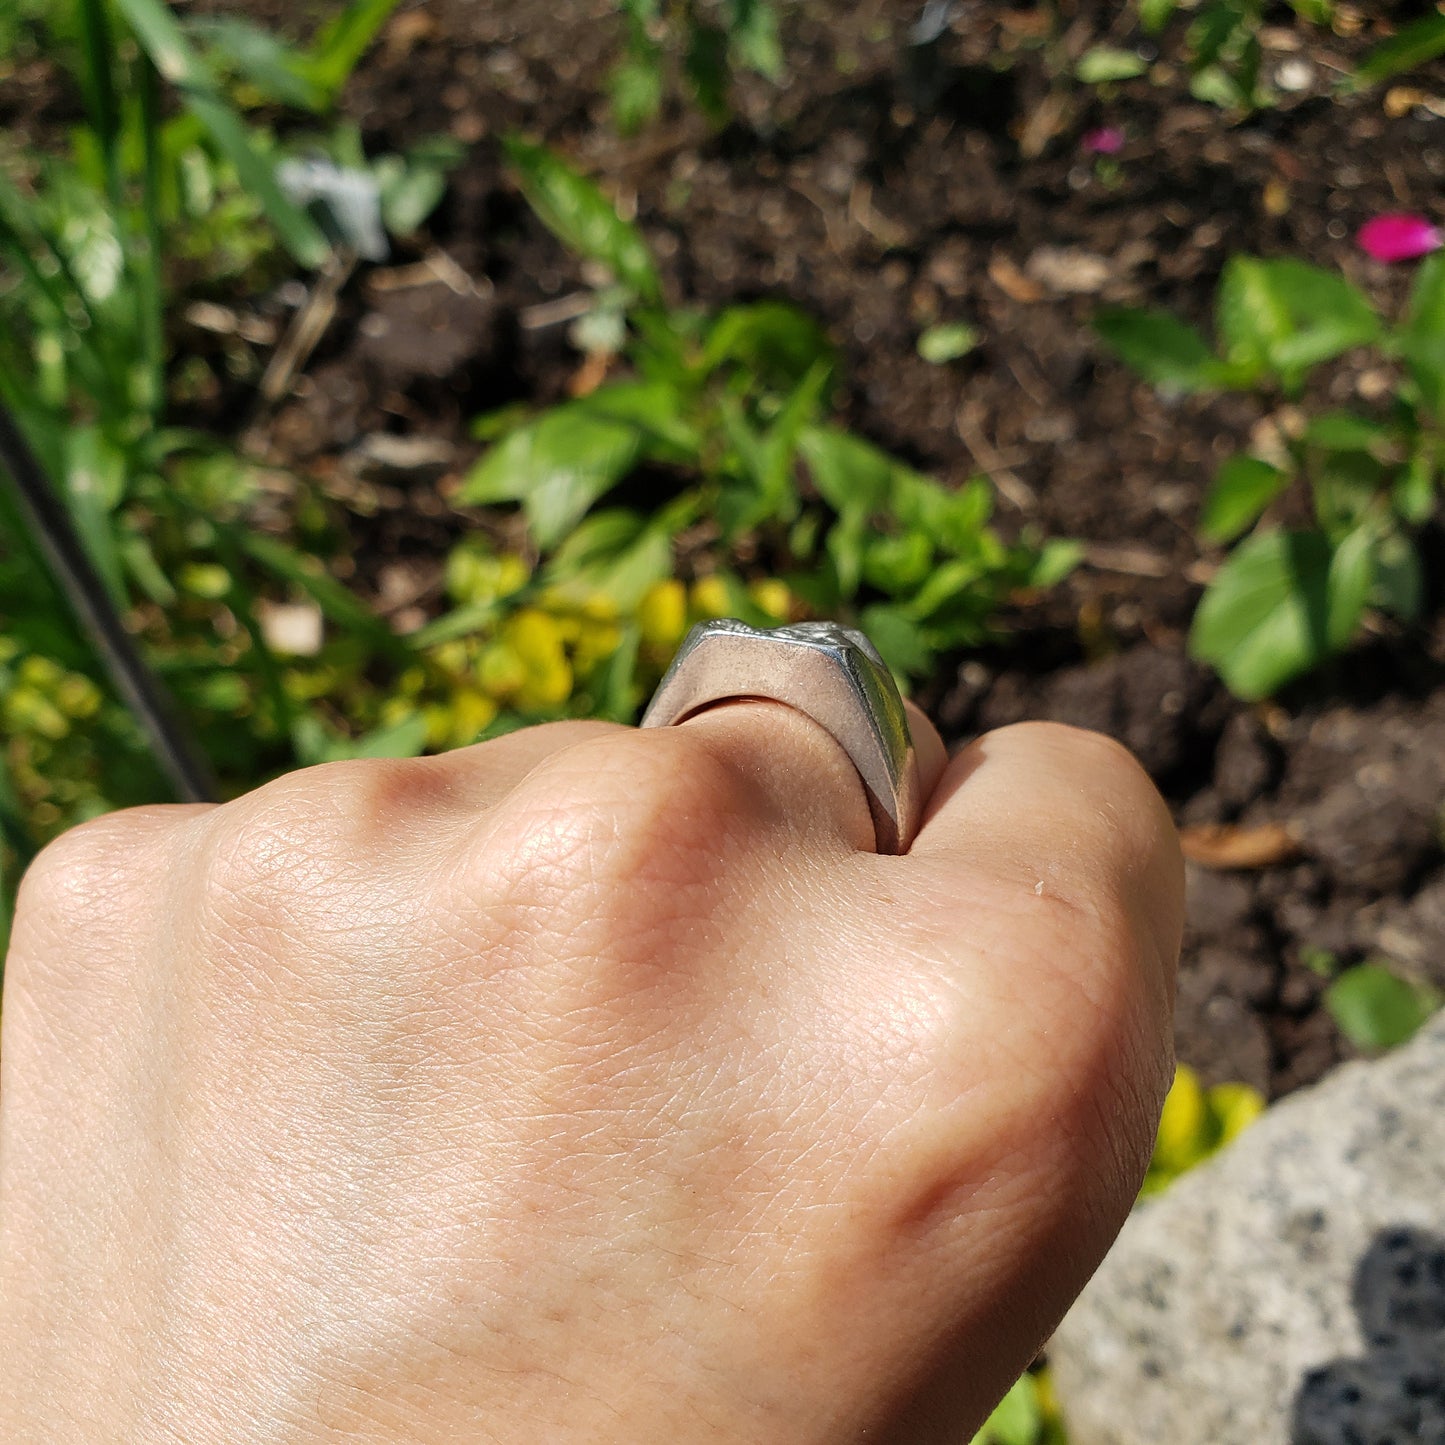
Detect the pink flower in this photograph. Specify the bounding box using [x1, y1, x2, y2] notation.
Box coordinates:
[1356, 213, 1442, 263]
[1082, 126, 1126, 155]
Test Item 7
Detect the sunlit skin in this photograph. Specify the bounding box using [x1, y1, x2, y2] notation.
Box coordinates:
[0, 705, 1182, 1444]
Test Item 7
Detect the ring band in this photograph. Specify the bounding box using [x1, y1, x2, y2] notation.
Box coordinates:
[640, 619, 922, 854]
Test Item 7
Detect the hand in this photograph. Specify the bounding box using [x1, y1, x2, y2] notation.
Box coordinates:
[0, 706, 1182, 1444]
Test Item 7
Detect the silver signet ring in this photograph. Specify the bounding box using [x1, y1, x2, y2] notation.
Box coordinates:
[640, 619, 922, 855]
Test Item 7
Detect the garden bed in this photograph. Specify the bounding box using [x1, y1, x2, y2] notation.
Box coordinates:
[6, 0, 1445, 1096]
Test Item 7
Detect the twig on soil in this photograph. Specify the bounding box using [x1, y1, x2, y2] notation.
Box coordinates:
[955, 402, 1037, 511]
[1181, 822, 1301, 871]
[520, 293, 594, 330]
[257, 251, 356, 407]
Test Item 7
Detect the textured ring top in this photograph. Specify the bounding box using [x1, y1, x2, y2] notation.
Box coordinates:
[640, 619, 922, 854]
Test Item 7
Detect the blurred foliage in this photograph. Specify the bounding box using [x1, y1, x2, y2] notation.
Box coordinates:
[1098, 254, 1445, 699]
[1143, 1063, 1266, 1196]
[1324, 960, 1442, 1054]
[476, 139, 1077, 686]
[610, 0, 784, 133]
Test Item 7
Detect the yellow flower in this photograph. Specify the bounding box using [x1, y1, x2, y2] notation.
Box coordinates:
[1208, 1081, 1266, 1146]
[1152, 1064, 1208, 1178]
[179, 563, 232, 599]
[690, 574, 732, 619]
[447, 688, 500, 747]
[637, 579, 687, 649]
[446, 541, 531, 607]
[492, 609, 573, 710]
[55, 674, 102, 720]
[748, 577, 793, 623]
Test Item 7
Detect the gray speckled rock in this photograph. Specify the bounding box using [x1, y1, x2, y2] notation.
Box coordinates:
[1050, 1013, 1445, 1445]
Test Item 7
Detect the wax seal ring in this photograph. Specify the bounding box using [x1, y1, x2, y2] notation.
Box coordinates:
[640, 619, 921, 854]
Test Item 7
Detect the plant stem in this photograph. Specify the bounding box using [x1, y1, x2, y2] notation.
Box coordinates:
[0, 401, 218, 804]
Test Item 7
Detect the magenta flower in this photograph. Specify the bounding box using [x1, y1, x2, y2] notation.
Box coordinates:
[1356, 213, 1442, 263]
[1082, 126, 1126, 155]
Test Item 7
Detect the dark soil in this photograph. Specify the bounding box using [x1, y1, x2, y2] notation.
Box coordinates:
[8, 0, 1445, 1097]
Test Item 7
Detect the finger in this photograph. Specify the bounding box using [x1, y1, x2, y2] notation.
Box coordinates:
[903, 698, 948, 803]
[912, 720, 1184, 985]
[866, 725, 1184, 1436]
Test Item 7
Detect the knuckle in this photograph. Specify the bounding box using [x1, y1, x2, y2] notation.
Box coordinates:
[17, 808, 176, 924]
[453, 730, 742, 998]
[198, 759, 424, 927]
[8, 808, 189, 1002]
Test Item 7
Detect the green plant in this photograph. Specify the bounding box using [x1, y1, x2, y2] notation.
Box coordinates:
[465, 140, 1077, 692]
[1325, 960, 1441, 1053]
[1096, 254, 1445, 699]
[609, 0, 785, 133]
[0, 0, 450, 945]
[1126, 0, 1333, 111]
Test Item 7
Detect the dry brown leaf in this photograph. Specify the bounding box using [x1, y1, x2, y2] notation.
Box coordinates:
[988, 254, 1044, 303]
[1180, 822, 1301, 871]
[568, 350, 614, 398]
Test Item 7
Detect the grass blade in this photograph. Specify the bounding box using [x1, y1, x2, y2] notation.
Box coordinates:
[134, 57, 166, 412]
[76, 0, 123, 208]
[305, 0, 404, 100]
[111, 0, 331, 268]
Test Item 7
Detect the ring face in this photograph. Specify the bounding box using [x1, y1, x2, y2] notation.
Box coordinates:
[640, 619, 921, 854]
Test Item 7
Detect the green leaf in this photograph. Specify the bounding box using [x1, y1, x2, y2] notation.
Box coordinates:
[1353, 14, 1445, 89]
[1190, 526, 1376, 699]
[1094, 308, 1220, 391]
[375, 139, 464, 236]
[727, 0, 784, 80]
[1400, 252, 1445, 419]
[1371, 530, 1424, 622]
[1393, 440, 1438, 525]
[1260, 260, 1383, 376]
[304, 0, 404, 99]
[1326, 962, 1439, 1053]
[970, 1372, 1042, 1445]
[893, 473, 994, 556]
[502, 137, 660, 302]
[112, 0, 331, 267]
[917, 321, 981, 365]
[863, 531, 934, 594]
[63, 425, 129, 609]
[684, 19, 730, 123]
[1288, 0, 1333, 25]
[610, 53, 665, 134]
[541, 506, 681, 610]
[576, 379, 702, 463]
[704, 302, 834, 394]
[1076, 46, 1149, 83]
[1216, 255, 1292, 379]
[1139, 0, 1179, 35]
[858, 602, 934, 678]
[459, 403, 646, 550]
[186, 17, 328, 110]
[1301, 411, 1395, 454]
[339, 714, 430, 761]
[798, 425, 895, 518]
[1030, 537, 1085, 588]
[1217, 257, 1381, 389]
[1199, 455, 1290, 544]
[1406, 250, 1445, 338]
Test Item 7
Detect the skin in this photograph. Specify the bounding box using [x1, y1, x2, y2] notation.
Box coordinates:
[0, 705, 1182, 1444]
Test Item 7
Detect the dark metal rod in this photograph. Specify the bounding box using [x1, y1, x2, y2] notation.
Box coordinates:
[0, 401, 218, 804]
